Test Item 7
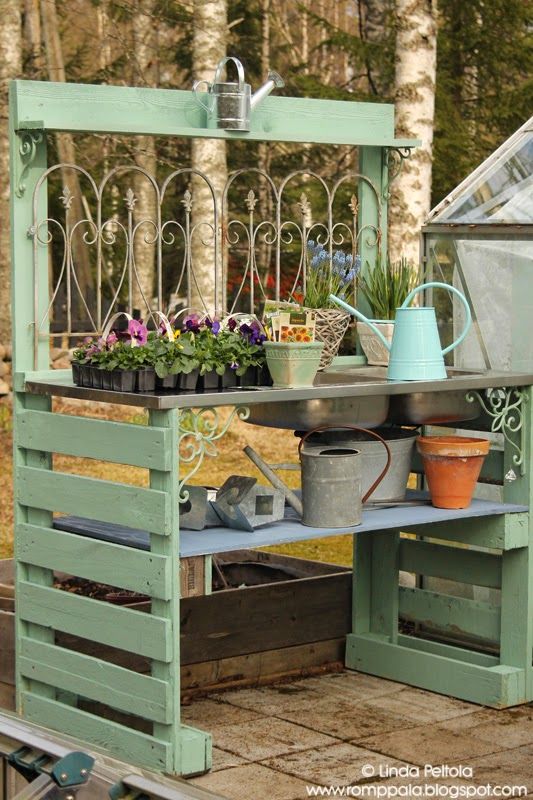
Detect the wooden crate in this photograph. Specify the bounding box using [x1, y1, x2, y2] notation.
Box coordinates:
[0, 552, 351, 712]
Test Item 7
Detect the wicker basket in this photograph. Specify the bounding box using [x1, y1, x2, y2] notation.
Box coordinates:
[314, 308, 351, 370]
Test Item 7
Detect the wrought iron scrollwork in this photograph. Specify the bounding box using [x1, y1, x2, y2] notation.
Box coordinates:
[466, 387, 528, 475]
[382, 147, 413, 200]
[16, 131, 44, 197]
[178, 406, 250, 501]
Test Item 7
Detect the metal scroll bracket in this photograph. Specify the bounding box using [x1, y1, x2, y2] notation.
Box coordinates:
[15, 129, 44, 197]
[466, 387, 528, 476]
[178, 406, 250, 502]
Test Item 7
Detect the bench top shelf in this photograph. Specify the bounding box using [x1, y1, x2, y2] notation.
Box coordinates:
[53, 495, 528, 558]
[23, 368, 533, 409]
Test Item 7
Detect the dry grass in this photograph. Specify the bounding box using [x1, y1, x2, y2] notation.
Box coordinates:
[0, 398, 352, 566]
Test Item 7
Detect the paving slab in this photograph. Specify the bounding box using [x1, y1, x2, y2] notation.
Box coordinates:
[182, 698, 263, 729]
[213, 716, 337, 761]
[279, 695, 414, 741]
[210, 748, 248, 773]
[359, 722, 508, 765]
[360, 689, 479, 725]
[441, 705, 533, 749]
[467, 744, 533, 793]
[190, 763, 310, 800]
[262, 742, 410, 786]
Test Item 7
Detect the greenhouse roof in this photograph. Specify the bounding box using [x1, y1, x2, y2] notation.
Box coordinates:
[427, 116, 533, 225]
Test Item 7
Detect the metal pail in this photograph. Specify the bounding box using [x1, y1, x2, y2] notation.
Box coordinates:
[301, 427, 417, 503]
[299, 426, 391, 528]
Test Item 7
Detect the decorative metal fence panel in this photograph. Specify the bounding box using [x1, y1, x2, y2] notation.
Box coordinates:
[30, 163, 382, 360]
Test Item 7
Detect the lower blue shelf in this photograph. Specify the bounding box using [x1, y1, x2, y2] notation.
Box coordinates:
[53, 494, 528, 558]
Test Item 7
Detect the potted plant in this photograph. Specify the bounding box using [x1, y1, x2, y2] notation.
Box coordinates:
[177, 313, 269, 392]
[300, 241, 361, 369]
[263, 326, 324, 389]
[357, 256, 419, 366]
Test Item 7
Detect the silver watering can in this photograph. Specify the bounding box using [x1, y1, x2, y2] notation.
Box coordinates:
[193, 56, 284, 131]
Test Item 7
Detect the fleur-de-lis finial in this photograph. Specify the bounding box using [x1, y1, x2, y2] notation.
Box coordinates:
[181, 189, 193, 212]
[60, 185, 74, 209]
[349, 194, 359, 217]
[245, 189, 257, 211]
[124, 188, 137, 211]
[298, 192, 311, 217]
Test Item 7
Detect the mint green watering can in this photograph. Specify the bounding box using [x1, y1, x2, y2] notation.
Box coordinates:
[330, 282, 472, 381]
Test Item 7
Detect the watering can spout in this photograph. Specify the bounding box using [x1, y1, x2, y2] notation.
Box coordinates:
[250, 70, 285, 110]
[329, 294, 392, 352]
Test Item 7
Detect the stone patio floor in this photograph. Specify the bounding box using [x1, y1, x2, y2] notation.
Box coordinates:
[183, 671, 533, 799]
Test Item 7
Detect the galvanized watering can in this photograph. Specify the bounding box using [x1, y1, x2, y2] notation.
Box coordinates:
[193, 56, 284, 131]
[298, 426, 392, 528]
[330, 281, 472, 381]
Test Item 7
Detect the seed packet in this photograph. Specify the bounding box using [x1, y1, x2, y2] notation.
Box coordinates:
[278, 310, 316, 343]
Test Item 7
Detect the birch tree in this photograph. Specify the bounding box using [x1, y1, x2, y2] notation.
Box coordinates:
[190, 0, 227, 314]
[132, 0, 158, 317]
[0, 0, 21, 352]
[41, 0, 93, 311]
[389, 0, 438, 264]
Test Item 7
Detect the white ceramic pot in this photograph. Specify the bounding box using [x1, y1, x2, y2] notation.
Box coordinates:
[357, 320, 394, 366]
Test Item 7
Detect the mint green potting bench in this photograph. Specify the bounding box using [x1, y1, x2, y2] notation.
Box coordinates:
[9, 80, 533, 777]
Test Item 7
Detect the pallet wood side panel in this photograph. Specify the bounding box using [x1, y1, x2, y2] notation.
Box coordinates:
[16, 523, 172, 600]
[19, 638, 170, 723]
[21, 693, 172, 772]
[399, 586, 500, 644]
[347, 633, 525, 707]
[17, 582, 171, 661]
[399, 538, 502, 589]
[17, 409, 171, 470]
[16, 467, 170, 535]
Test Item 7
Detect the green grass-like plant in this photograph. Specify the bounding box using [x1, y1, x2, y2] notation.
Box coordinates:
[358, 257, 420, 320]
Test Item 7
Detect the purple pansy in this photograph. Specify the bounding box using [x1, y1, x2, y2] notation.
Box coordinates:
[127, 319, 148, 346]
[205, 317, 221, 335]
[184, 314, 202, 333]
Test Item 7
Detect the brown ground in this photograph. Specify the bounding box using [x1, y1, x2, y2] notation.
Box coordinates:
[0, 397, 353, 565]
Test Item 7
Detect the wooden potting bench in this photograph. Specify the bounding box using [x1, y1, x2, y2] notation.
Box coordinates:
[9, 79, 533, 777]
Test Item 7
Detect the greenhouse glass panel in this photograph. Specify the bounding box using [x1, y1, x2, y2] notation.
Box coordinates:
[429, 117, 533, 224]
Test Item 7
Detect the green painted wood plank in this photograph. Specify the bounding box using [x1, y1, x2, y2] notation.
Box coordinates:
[399, 586, 500, 644]
[396, 633, 498, 666]
[17, 409, 170, 470]
[149, 409, 181, 773]
[16, 523, 171, 600]
[19, 638, 170, 723]
[13, 393, 56, 708]
[353, 533, 372, 634]
[346, 633, 525, 707]
[399, 538, 502, 588]
[370, 531, 399, 641]
[17, 581, 171, 661]
[21, 693, 171, 772]
[500, 545, 533, 670]
[11, 80, 418, 148]
[410, 513, 529, 551]
[180, 725, 212, 777]
[16, 466, 170, 535]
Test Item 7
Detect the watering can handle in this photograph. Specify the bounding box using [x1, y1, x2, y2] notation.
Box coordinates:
[298, 425, 392, 503]
[192, 79, 213, 113]
[213, 56, 246, 90]
[401, 281, 472, 356]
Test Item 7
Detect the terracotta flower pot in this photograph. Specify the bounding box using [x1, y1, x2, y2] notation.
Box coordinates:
[417, 435, 490, 509]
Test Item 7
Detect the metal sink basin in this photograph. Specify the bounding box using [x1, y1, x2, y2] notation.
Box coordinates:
[246, 369, 389, 430]
[246, 366, 484, 430]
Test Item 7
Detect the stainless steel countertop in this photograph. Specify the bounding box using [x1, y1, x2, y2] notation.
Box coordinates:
[23, 367, 533, 410]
